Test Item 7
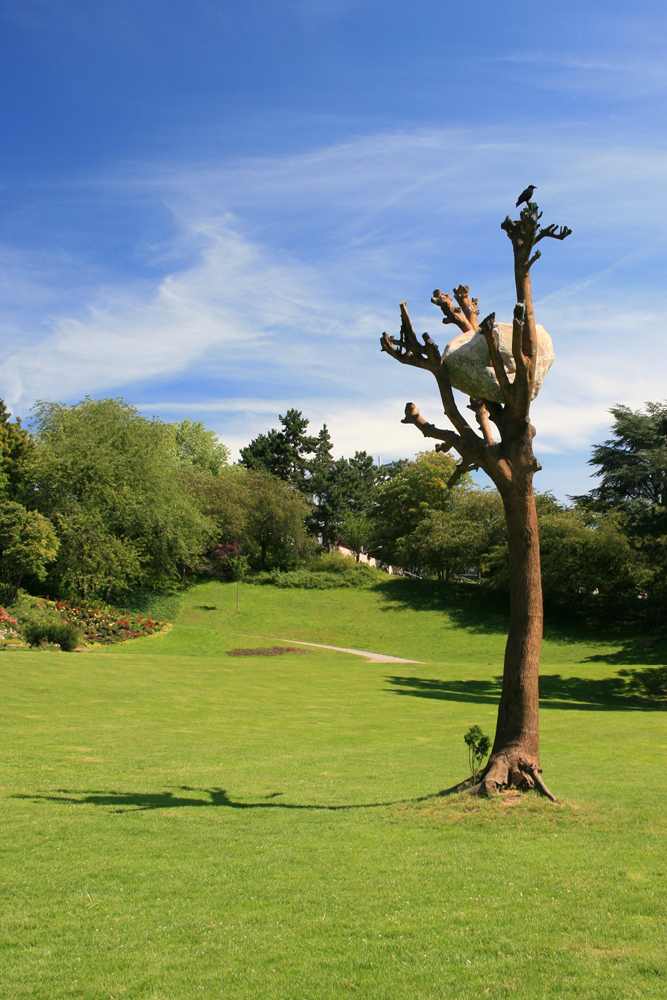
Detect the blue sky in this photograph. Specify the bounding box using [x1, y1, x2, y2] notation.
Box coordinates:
[1, 1, 666, 497]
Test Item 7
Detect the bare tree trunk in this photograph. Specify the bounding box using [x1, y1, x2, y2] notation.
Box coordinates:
[479, 480, 554, 799]
[498, 484, 542, 759]
[380, 196, 570, 802]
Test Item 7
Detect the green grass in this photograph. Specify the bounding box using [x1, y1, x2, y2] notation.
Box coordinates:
[1, 578, 666, 999]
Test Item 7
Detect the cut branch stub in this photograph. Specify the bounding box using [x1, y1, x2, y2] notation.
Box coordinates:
[400, 402, 459, 450]
[511, 302, 529, 391]
[431, 288, 476, 332]
[467, 397, 496, 446]
[452, 285, 479, 329]
[478, 311, 513, 405]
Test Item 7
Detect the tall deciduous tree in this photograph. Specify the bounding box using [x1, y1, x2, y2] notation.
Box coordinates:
[204, 466, 310, 570]
[407, 489, 503, 582]
[368, 450, 457, 567]
[29, 398, 214, 599]
[244, 470, 311, 568]
[174, 419, 229, 475]
[338, 512, 372, 561]
[0, 501, 59, 603]
[381, 198, 571, 799]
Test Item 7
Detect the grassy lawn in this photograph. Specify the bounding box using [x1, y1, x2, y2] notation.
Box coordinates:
[1, 578, 666, 998]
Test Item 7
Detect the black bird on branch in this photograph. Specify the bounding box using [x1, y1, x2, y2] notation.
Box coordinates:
[516, 184, 536, 207]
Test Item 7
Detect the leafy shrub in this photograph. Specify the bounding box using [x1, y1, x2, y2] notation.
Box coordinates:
[270, 568, 380, 589]
[463, 725, 492, 784]
[262, 553, 384, 590]
[23, 619, 82, 652]
[272, 571, 349, 589]
[310, 552, 357, 574]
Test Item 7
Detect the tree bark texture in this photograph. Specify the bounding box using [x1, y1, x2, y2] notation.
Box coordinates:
[480, 482, 545, 794]
[380, 200, 570, 801]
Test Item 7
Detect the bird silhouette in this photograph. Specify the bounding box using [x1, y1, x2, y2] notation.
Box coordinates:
[516, 185, 536, 208]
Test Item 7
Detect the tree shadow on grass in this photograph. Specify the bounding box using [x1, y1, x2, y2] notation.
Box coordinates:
[375, 578, 667, 665]
[386, 673, 666, 711]
[583, 640, 667, 666]
[374, 579, 509, 636]
[13, 785, 444, 815]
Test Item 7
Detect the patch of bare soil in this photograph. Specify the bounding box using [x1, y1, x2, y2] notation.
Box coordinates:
[226, 646, 308, 657]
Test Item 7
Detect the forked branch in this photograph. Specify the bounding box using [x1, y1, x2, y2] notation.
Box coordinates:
[534, 223, 572, 244]
[402, 403, 481, 489]
[502, 202, 572, 268]
[382, 301, 486, 453]
[431, 287, 477, 332]
[381, 302, 440, 371]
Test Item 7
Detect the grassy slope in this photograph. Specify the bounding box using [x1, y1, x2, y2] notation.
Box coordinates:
[1, 579, 665, 999]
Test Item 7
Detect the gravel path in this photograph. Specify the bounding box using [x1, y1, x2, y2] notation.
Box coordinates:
[234, 634, 421, 664]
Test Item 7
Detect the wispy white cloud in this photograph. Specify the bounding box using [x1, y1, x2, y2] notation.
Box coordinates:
[2, 124, 667, 495]
[1, 222, 377, 410]
[501, 51, 667, 79]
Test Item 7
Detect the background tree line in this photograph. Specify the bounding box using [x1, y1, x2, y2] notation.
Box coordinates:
[2, 395, 667, 624]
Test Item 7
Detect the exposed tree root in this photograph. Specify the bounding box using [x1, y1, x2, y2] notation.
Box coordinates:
[440, 753, 556, 802]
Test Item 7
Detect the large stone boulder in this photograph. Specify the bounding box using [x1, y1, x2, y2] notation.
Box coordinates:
[443, 322, 554, 403]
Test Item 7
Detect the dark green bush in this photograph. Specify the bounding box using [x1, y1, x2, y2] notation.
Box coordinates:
[267, 563, 383, 590]
[273, 570, 353, 589]
[261, 552, 385, 589]
[24, 619, 83, 651]
[309, 552, 356, 573]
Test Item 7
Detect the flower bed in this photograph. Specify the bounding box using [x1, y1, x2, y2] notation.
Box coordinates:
[0, 606, 21, 646]
[44, 598, 169, 645]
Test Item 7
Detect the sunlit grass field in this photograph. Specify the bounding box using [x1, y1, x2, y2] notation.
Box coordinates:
[2, 579, 666, 998]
